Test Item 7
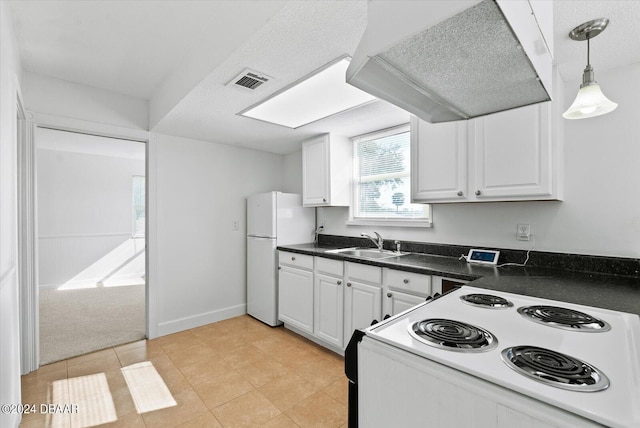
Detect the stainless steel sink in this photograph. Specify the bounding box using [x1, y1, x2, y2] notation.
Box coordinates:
[326, 247, 408, 259]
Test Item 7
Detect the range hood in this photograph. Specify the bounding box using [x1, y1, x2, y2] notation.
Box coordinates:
[346, 0, 553, 123]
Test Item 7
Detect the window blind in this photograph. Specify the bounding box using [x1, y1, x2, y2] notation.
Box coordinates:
[352, 128, 425, 220]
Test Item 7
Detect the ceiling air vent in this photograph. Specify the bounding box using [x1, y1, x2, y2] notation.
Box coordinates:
[227, 69, 272, 91]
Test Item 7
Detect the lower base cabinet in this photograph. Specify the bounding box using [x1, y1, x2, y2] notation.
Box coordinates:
[344, 263, 384, 343]
[383, 268, 432, 318]
[314, 272, 344, 348]
[278, 264, 314, 334]
[385, 290, 425, 317]
[344, 280, 382, 342]
[278, 252, 466, 353]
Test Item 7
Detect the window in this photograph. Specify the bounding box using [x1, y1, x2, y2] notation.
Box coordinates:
[349, 125, 430, 226]
[132, 176, 145, 237]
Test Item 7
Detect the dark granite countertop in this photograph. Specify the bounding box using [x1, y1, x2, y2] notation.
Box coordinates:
[277, 243, 640, 316]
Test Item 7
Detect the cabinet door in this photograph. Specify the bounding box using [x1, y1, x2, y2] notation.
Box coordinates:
[302, 135, 330, 206]
[314, 273, 344, 348]
[473, 103, 552, 199]
[384, 290, 425, 318]
[411, 116, 468, 201]
[344, 280, 382, 343]
[278, 265, 314, 334]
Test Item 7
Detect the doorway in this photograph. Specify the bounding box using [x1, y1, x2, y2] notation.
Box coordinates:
[35, 127, 147, 364]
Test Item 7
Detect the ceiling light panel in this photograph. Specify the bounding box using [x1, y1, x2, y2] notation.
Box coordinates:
[240, 58, 377, 128]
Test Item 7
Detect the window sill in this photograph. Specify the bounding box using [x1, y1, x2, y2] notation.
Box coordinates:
[345, 218, 432, 228]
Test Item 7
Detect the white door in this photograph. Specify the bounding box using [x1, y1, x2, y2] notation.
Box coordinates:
[344, 280, 382, 342]
[384, 290, 425, 317]
[278, 265, 314, 334]
[473, 103, 552, 198]
[302, 135, 330, 206]
[247, 192, 276, 238]
[314, 273, 344, 348]
[247, 236, 278, 325]
[411, 117, 468, 201]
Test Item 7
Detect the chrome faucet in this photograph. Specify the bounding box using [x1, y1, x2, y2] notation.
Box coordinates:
[361, 232, 383, 250]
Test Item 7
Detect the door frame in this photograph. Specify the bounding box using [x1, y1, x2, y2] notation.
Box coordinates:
[18, 112, 155, 373]
[16, 93, 39, 374]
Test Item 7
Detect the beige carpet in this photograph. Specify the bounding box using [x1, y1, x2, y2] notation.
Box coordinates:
[39, 284, 146, 365]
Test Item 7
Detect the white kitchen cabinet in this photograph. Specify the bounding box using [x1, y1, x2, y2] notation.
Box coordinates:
[411, 119, 467, 201]
[344, 262, 383, 342]
[383, 268, 432, 317]
[473, 103, 553, 199]
[314, 273, 344, 348]
[314, 257, 344, 349]
[302, 133, 351, 207]
[411, 100, 562, 203]
[385, 290, 425, 317]
[278, 252, 314, 334]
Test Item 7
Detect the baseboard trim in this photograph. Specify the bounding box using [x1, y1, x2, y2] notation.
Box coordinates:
[156, 304, 246, 337]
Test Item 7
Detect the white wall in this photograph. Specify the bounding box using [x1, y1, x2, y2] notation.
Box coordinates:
[283, 150, 303, 194]
[23, 72, 148, 130]
[0, 2, 22, 427]
[312, 63, 640, 259]
[153, 133, 283, 335]
[21, 70, 290, 340]
[36, 129, 145, 288]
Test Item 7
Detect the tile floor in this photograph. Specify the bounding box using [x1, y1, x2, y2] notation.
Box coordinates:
[20, 315, 348, 427]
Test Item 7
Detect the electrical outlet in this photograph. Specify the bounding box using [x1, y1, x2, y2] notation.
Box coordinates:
[232, 220, 239, 231]
[517, 223, 531, 241]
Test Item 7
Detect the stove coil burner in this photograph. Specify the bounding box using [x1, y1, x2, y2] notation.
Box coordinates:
[460, 293, 514, 309]
[409, 318, 497, 352]
[518, 305, 611, 332]
[502, 346, 610, 392]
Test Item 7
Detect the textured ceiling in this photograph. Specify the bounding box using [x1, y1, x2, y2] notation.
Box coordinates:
[553, 1, 640, 81]
[151, 0, 411, 155]
[9, 0, 288, 99]
[8, 1, 640, 155]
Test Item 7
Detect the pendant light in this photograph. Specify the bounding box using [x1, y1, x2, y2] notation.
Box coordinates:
[562, 18, 617, 120]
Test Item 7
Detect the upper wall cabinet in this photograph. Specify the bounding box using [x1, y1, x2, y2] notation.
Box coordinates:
[411, 98, 563, 203]
[302, 133, 351, 207]
[411, 119, 468, 201]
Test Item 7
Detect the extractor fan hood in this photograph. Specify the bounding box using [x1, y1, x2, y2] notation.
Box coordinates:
[346, 0, 553, 123]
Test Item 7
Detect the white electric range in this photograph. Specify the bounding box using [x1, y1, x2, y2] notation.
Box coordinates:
[356, 285, 640, 428]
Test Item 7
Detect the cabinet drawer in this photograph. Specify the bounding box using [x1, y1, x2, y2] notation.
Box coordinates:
[315, 257, 343, 277]
[346, 262, 382, 284]
[279, 251, 313, 270]
[386, 269, 431, 296]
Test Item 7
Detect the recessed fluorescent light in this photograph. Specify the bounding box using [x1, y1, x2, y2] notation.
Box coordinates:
[240, 57, 377, 128]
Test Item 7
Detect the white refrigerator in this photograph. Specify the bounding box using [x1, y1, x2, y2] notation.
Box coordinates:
[247, 191, 315, 326]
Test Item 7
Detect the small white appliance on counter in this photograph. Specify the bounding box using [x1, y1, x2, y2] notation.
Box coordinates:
[246, 191, 315, 326]
[346, 285, 640, 427]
